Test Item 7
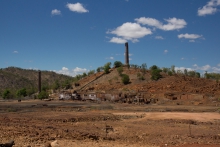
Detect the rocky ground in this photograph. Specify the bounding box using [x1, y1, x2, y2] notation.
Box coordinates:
[0, 100, 220, 147]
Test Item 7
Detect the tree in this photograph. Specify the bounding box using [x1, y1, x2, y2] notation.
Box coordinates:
[38, 91, 49, 99]
[96, 67, 101, 73]
[3, 89, 10, 99]
[52, 80, 60, 90]
[88, 70, 95, 76]
[188, 71, 196, 77]
[184, 69, 188, 76]
[114, 61, 123, 68]
[151, 69, 162, 80]
[171, 65, 175, 73]
[150, 65, 162, 81]
[121, 74, 130, 84]
[16, 88, 27, 97]
[62, 80, 72, 89]
[141, 63, 147, 74]
[117, 67, 123, 76]
[137, 72, 145, 80]
[150, 65, 159, 71]
[168, 71, 173, 76]
[162, 67, 169, 74]
[82, 72, 87, 78]
[104, 62, 111, 74]
[196, 72, 201, 78]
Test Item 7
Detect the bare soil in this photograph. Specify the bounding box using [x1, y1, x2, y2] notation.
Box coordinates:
[0, 100, 220, 147]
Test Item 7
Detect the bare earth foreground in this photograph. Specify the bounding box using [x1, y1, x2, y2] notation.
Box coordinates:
[0, 100, 220, 147]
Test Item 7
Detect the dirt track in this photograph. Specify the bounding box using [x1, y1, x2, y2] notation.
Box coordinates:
[0, 100, 220, 147]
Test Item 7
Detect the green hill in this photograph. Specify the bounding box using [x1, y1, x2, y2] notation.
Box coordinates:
[0, 67, 73, 98]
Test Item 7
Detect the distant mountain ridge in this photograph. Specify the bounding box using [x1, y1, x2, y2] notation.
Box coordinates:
[0, 67, 73, 94]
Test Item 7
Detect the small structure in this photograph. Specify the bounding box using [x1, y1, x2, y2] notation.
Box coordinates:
[81, 92, 98, 101]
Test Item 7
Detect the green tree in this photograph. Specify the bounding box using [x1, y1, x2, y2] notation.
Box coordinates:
[82, 72, 87, 78]
[188, 71, 196, 77]
[62, 80, 72, 89]
[121, 74, 130, 84]
[196, 72, 201, 78]
[96, 67, 101, 73]
[88, 70, 95, 76]
[171, 65, 175, 73]
[52, 80, 60, 90]
[117, 66, 123, 76]
[168, 71, 173, 76]
[3, 89, 10, 99]
[141, 63, 147, 74]
[184, 69, 188, 76]
[114, 61, 123, 68]
[104, 62, 111, 74]
[150, 65, 159, 71]
[150, 65, 162, 81]
[38, 91, 49, 99]
[137, 72, 145, 80]
[162, 67, 169, 73]
[16, 88, 27, 97]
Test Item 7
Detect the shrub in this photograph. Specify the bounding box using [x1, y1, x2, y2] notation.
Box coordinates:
[137, 72, 145, 80]
[121, 74, 130, 84]
[151, 69, 162, 81]
[16, 88, 27, 97]
[168, 71, 173, 76]
[104, 62, 111, 74]
[38, 91, 49, 99]
[117, 67, 123, 75]
[114, 61, 123, 68]
[3, 89, 10, 99]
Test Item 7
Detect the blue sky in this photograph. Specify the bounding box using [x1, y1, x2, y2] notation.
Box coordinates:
[1, 0, 220, 77]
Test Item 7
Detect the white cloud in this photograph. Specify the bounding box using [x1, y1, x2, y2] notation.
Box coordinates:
[181, 57, 185, 60]
[56, 67, 70, 76]
[189, 40, 195, 42]
[66, 2, 89, 13]
[106, 57, 114, 60]
[178, 33, 203, 39]
[212, 67, 220, 72]
[73, 67, 87, 73]
[198, 0, 220, 16]
[56, 67, 87, 77]
[164, 50, 168, 54]
[200, 65, 211, 71]
[135, 17, 162, 28]
[62, 67, 68, 71]
[176, 64, 220, 73]
[218, 63, 220, 66]
[155, 36, 164, 39]
[51, 9, 61, 15]
[109, 37, 127, 44]
[107, 22, 152, 43]
[175, 67, 194, 72]
[135, 17, 187, 31]
[193, 64, 211, 71]
[13, 51, 18, 53]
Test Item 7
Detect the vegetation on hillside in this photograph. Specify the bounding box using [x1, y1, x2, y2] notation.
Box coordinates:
[2, 62, 220, 99]
[0, 67, 73, 99]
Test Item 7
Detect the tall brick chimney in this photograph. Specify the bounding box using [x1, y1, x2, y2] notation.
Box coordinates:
[125, 42, 129, 66]
[38, 70, 41, 93]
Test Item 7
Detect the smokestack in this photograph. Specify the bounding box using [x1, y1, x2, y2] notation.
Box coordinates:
[38, 70, 41, 93]
[125, 42, 129, 66]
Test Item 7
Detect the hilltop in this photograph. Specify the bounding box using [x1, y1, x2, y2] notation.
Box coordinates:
[0, 67, 73, 97]
[73, 66, 220, 104]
